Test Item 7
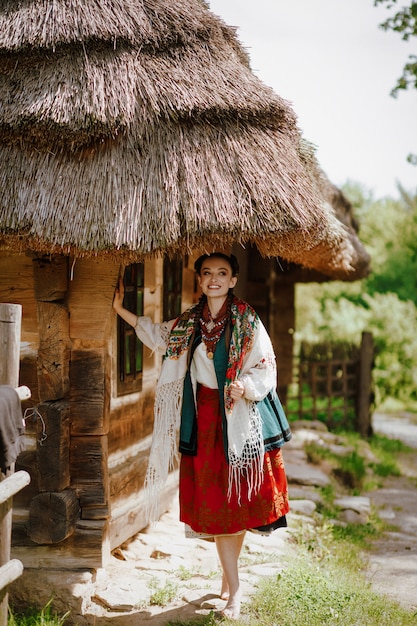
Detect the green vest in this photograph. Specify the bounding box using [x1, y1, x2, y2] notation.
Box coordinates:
[179, 332, 291, 459]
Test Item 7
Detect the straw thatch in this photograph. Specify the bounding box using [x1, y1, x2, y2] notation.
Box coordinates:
[0, 0, 369, 279]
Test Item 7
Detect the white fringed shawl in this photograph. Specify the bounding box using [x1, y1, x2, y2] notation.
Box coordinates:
[135, 298, 277, 523]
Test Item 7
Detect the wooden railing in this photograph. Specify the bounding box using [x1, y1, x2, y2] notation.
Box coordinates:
[0, 302, 31, 624]
[0, 470, 31, 625]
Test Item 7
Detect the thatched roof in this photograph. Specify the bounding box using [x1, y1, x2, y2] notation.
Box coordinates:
[0, 0, 369, 279]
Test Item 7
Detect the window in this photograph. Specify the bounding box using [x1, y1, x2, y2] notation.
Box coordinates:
[163, 257, 183, 320]
[117, 263, 144, 395]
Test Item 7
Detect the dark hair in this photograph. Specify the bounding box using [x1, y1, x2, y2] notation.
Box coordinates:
[194, 252, 239, 277]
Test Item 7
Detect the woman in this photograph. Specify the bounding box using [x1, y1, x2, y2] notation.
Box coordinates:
[113, 252, 291, 620]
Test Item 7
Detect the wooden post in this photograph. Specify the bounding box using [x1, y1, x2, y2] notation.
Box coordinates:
[0, 304, 22, 389]
[0, 303, 23, 625]
[357, 331, 374, 438]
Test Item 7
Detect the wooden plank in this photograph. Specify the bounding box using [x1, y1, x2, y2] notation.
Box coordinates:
[12, 519, 108, 569]
[68, 258, 119, 342]
[37, 401, 70, 492]
[14, 452, 38, 510]
[109, 471, 178, 550]
[70, 436, 108, 507]
[109, 451, 149, 503]
[28, 490, 79, 544]
[0, 303, 23, 626]
[0, 472, 30, 507]
[69, 351, 105, 435]
[0, 254, 38, 348]
[32, 255, 68, 302]
[19, 356, 39, 407]
[0, 304, 22, 388]
[37, 302, 70, 401]
[357, 331, 374, 438]
[80, 505, 109, 520]
[0, 559, 23, 592]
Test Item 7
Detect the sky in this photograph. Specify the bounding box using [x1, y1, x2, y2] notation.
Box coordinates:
[208, 0, 417, 199]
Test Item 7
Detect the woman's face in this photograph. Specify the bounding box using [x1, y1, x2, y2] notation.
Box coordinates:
[197, 256, 237, 299]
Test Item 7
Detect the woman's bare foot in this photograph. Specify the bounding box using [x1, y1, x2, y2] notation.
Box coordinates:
[221, 589, 241, 620]
[220, 572, 229, 600]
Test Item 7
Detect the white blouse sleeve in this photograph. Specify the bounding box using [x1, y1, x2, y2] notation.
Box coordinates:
[238, 322, 277, 401]
[134, 317, 175, 355]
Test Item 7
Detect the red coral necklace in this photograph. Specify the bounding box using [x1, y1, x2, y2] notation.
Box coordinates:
[200, 299, 228, 359]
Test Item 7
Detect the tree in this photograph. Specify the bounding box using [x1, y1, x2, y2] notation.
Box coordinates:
[375, 0, 417, 96]
[296, 182, 417, 407]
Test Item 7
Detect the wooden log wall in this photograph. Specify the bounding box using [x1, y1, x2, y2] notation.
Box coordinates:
[0, 252, 184, 567]
[107, 258, 165, 548]
[0, 253, 119, 569]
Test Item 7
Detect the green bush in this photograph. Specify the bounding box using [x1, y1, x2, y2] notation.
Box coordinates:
[296, 285, 417, 407]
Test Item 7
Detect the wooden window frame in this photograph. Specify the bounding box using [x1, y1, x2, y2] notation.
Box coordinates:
[117, 263, 144, 396]
[163, 257, 183, 321]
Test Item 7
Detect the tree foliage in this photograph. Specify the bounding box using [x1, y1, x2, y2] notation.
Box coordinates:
[374, 0, 417, 96]
[296, 183, 417, 407]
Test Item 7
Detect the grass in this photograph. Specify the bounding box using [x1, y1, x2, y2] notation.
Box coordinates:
[8, 600, 69, 626]
[305, 430, 412, 493]
[148, 577, 179, 606]
[248, 554, 417, 626]
[166, 516, 417, 626]
[368, 433, 411, 477]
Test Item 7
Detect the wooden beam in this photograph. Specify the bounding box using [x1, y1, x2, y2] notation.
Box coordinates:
[37, 401, 70, 492]
[0, 304, 22, 388]
[28, 490, 79, 545]
[32, 256, 68, 302]
[0, 472, 30, 507]
[70, 436, 108, 508]
[69, 351, 106, 435]
[0, 303, 23, 626]
[36, 302, 70, 401]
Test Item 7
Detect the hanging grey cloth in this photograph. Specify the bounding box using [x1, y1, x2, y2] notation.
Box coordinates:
[0, 385, 25, 474]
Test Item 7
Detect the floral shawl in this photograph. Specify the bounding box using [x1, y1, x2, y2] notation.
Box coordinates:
[135, 297, 277, 524]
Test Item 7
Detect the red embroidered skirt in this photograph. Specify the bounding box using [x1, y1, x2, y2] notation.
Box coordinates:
[179, 385, 289, 535]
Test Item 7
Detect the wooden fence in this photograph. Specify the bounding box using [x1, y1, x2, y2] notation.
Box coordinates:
[0, 303, 31, 625]
[284, 331, 374, 437]
[0, 471, 30, 624]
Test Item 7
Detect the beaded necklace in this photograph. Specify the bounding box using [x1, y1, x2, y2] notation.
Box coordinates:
[199, 298, 229, 359]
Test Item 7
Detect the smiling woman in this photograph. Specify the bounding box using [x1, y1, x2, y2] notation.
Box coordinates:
[113, 251, 292, 620]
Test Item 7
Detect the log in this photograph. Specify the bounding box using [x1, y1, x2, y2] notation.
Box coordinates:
[36, 302, 70, 401]
[0, 303, 22, 388]
[0, 472, 30, 507]
[70, 436, 108, 507]
[28, 490, 79, 544]
[36, 401, 70, 492]
[70, 350, 106, 435]
[32, 255, 68, 302]
[12, 518, 108, 569]
[67, 258, 119, 342]
[0, 559, 23, 592]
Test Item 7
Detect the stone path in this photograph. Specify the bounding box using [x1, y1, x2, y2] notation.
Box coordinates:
[24, 414, 417, 624]
[85, 499, 291, 625]
[78, 427, 322, 624]
[364, 412, 417, 612]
